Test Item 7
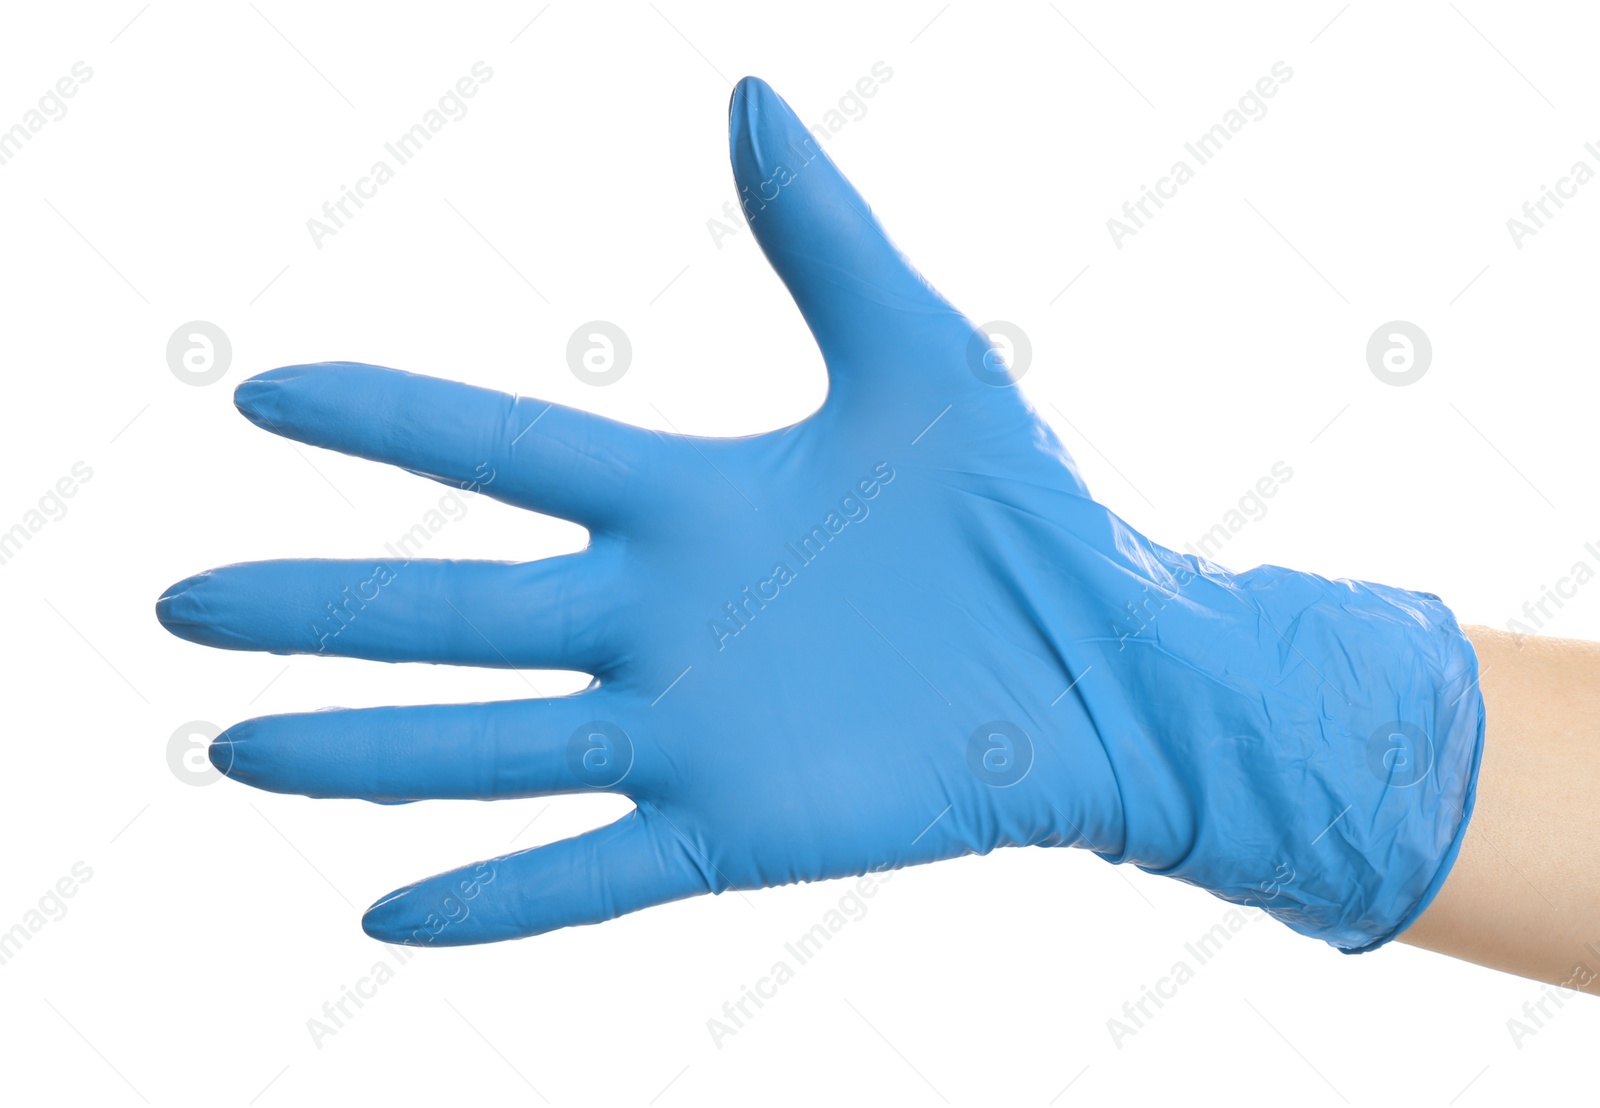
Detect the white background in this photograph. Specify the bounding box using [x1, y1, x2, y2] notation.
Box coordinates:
[2, 1, 1597, 1104]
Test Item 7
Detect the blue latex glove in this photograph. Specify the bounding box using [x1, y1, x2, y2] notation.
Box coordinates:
[157, 77, 1483, 951]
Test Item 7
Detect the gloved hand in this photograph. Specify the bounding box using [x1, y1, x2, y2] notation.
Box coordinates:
[156, 77, 1483, 951]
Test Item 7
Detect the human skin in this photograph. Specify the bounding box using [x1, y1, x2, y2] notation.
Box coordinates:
[1401, 626, 1600, 994]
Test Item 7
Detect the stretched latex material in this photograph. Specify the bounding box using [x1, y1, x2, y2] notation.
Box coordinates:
[156, 77, 1484, 951]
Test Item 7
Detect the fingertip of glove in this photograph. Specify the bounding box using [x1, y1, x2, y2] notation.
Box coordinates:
[234, 361, 390, 430]
[727, 75, 801, 190]
[233, 366, 300, 427]
[207, 722, 246, 778]
[155, 571, 257, 651]
[362, 886, 418, 943]
[729, 74, 774, 114]
[154, 572, 207, 635]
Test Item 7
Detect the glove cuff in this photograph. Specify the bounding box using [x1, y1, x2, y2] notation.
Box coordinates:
[1101, 558, 1487, 953]
[1332, 590, 1486, 953]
